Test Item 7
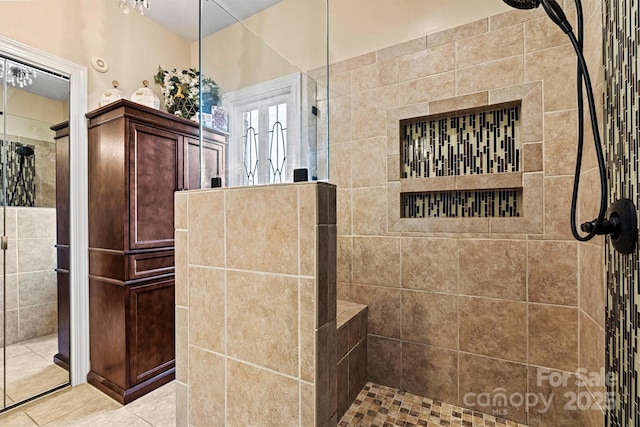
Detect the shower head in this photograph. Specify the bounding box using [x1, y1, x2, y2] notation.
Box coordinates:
[16, 145, 34, 157]
[502, 0, 540, 9]
[502, 0, 572, 34]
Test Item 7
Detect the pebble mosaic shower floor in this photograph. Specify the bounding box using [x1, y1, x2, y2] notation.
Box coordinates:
[339, 382, 529, 427]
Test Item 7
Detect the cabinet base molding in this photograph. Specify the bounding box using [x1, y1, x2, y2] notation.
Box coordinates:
[87, 367, 175, 405]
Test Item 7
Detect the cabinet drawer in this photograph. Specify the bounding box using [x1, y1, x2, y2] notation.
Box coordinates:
[89, 249, 174, 282]
[127, 251, 175, 280]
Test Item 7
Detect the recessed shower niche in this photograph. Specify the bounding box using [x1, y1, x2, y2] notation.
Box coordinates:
[400, 102, 523, 219]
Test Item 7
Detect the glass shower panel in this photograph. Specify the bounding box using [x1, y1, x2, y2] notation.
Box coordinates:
[1, 58, 70, 409]
[0, 55, 6, 411]
[200, 0, 329, 188]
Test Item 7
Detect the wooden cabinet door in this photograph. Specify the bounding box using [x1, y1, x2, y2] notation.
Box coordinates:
[128, 278, 175, 386]
[128, 122, 182, 250]
[185, 137, 225, 190]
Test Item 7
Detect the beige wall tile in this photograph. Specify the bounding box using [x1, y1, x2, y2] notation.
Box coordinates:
[337, 189, 352, 236]
[227, 270, 298, 376]
[226, 186, 298, 275]
[402, 290, 458, 349]
[398, 44, 455, 81]
[175, 381, 188, 427]
[348, 339, 367, 403]
[525, 44, 577, 112]
[316, 320, 337, 426]
[188, 266, 225, 353]
[527, 367, 581, 427]
[428, 218, 490, 234]
[428, 19, 488, 47]
[528, 241, 578, 305]
[329, 69, 351, 98]
[398, 72, 456, 105]
[299, 185, 317, 277]
[227, 360, 299, 427]
[529, 304, 578, 372]
[351, 103, 387, 140]
[543, 176, 574, 240]
[456, 25, 524, 69]
[458, 353, 528, 424]
[351, 138, 387, 188]
[300, 278, 316, 383]
[525, 14, 575, 53]
[387, 155, 400, 182]
[544, 110, 578, 176]
[331, 52, 377, 74]
[428, 92, 489, 115]
[317, 225, 337, 326]
[377, 36, 426, 62]
[578, 168, 603, 226]
[402, 238, 457, 293]
[17, 238, 55, 273]
[523, 143, 543, 172]
[174, 192, 187, 230]
[329, 96, 352, 143]
[521, 81, 543, 143]
[338, 283, 401, 339]
[351, 58, 399, 92]
[175, 307, 188, 383]
[352, 187, 388, 236]
[368, 336, 401, 389]
[489, 7, 546, 30]
[19, 302, 56, 341]
[577, 396, 605, 427]
[18, 270, 56, 307]
[352, 237, 400, 287]
[579, 243, 605, 327]
[489, 81, 540, 105]
[458, 239, 526, 300]
[300, 381, 315, 427]
[457, 57, 524, 95]
[188, 346, 224, 427]
[174, 230, 188, 307]
[16, 208, 56, 239]
[187, 191, 224, 268]
[459, 296, 527, 362]
[579, 311, 605, 396]
[337, 236, 352, 283]
[402, 342, 458, 405]
[330, 142, 352, 189]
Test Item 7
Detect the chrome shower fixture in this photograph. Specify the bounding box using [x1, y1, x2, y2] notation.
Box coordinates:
[501, 0, 637, 254]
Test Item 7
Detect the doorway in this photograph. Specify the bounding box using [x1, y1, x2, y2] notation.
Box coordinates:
[0, 36, 89, 411]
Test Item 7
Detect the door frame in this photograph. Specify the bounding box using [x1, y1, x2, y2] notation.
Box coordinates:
[0, 35, 90, 386]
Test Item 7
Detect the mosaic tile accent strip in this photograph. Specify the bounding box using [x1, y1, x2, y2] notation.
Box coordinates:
[339, 382, 529, 427]
[0, 140, 36, 207]
[402, 190, 522, 218]
[604, 1, 640, 426]
[401, 104, 521, 179]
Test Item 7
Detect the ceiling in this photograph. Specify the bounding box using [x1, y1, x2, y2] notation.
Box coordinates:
[144, 0, 286, 42]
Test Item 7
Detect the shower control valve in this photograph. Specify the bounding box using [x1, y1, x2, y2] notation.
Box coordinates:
[580, 198, 637, 254]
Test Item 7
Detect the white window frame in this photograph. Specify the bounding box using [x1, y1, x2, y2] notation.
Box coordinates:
[223, 73, 303, 187]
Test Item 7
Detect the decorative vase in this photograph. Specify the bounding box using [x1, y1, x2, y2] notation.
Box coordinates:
[172, 98, 198, 120]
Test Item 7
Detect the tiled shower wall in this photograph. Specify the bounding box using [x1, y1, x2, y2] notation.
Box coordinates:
[0, 207, 57, 345]
[603, 1, 640, 426]
[174, 183, 337, 427]
[329, 2, 605, 426]
[2, 134, 57, 207]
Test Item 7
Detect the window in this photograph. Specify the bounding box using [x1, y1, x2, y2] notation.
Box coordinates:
[225, 73, 310, 187]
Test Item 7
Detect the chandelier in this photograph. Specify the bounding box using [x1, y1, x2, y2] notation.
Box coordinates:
[118, 0, 150, 15]
[0, 63, 37, 88]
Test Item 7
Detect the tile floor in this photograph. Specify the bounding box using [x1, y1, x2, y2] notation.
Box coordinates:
[0, 380, 175, 426]
[1, 334, 69, 405]
[339, 382, 529, 427]
[0, 376, 528, 427]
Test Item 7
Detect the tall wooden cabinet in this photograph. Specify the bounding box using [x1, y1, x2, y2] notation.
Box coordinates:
[84, 99, 225, 404]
